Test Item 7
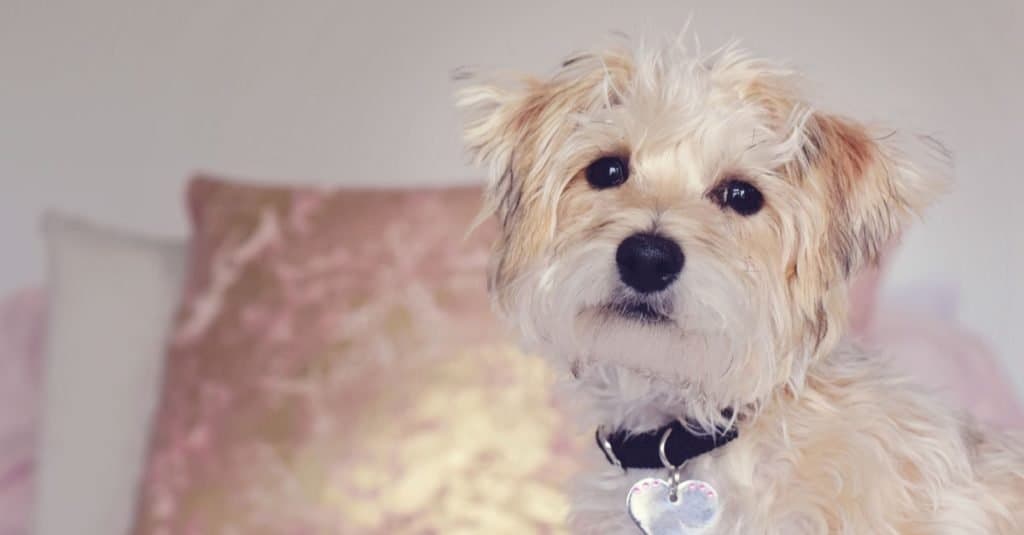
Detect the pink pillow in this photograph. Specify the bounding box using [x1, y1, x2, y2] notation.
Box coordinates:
[134, 177, 583, 533]
[0, 287, 46, 535]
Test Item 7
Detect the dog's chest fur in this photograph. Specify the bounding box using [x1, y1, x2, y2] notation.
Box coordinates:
[565, 345, 1024, 534]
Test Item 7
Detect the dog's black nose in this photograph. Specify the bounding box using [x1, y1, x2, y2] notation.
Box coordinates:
[616, 233, 684, 294]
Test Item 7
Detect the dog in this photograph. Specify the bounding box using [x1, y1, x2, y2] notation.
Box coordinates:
[456, 35, 1024, 534]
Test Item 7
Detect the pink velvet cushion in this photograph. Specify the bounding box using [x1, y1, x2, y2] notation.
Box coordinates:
[134, 177, 582, 534]
[0, 287, 46, 535]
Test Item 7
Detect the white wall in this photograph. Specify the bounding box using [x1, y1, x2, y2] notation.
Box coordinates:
[1, 0, 1021, 384]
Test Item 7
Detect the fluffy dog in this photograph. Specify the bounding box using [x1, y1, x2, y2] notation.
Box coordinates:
[457, 36, 1024, 534]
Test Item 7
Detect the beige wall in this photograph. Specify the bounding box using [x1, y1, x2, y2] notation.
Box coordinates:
[1, 0, 1021, 383]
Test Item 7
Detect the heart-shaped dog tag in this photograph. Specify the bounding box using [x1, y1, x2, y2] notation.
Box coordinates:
[626, 477, 720, 534]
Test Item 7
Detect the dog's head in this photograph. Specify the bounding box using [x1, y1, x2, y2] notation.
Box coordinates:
[457, 39, 947, 425]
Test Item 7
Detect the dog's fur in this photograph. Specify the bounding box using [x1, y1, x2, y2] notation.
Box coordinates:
[457, 36, 1024, 534]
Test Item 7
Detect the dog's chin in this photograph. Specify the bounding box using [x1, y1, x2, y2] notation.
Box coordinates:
[566, 301, 705, 383]
[568, 305, 696, 401]
[566, 307, 732, 416]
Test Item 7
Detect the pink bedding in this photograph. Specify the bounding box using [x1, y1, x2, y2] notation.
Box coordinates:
[0, 287, 45, 535]
[867, 287, 1024, 428]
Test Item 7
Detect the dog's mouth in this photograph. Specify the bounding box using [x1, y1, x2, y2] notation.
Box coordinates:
[602, 299, 672, 324]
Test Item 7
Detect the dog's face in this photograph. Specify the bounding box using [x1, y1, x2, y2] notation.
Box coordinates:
[458, 41, 945, 420]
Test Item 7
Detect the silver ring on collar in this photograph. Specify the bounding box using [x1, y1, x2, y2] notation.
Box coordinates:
[658, 425, 677, 470]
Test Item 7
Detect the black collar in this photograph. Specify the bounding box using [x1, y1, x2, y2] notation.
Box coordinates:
[596, 420, 738, 471]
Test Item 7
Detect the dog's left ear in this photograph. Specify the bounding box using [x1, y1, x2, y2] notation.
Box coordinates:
[799, 112, 950, 277]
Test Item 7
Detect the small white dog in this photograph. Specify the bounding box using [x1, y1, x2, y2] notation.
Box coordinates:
[457, 36, 1024, 534]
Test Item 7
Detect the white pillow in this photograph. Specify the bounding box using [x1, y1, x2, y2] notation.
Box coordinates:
[33, 214, 186, 535]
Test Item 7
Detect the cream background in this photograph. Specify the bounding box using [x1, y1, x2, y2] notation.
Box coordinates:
[1, 0, 1021, 386]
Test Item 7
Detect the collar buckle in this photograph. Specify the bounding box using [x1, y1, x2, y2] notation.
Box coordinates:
[595, 426, 624, 471]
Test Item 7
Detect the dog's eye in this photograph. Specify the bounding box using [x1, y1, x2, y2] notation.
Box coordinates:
[585, 156, 629, 189]
[712, 179, 764, 216]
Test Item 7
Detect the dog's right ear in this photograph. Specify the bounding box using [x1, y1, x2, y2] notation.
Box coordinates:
[455, 52, 633, 225]
[456, 70, 584, 294]
[454, 72, 534, 226]
[455, 70, 565, 296]
[453, 69, 519, 168]
[454, 55, 633, 287]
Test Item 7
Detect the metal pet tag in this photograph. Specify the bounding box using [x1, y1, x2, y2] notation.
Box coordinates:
[626, 477, 720, 535]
